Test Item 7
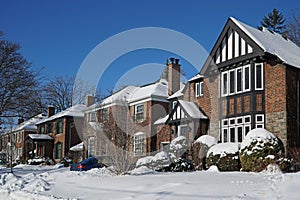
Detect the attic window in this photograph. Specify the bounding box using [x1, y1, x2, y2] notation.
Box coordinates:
[195, 81, 204, 97]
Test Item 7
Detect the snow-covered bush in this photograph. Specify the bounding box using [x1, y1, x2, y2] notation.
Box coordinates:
[206, 143, 240, 171]
[239, 128, 284, 172]
[166, 158, 194, 172]
[135, 136, 192, 172]
[135, 156, 153, 168]
[169, 136, 188, 158]
[193, 135, 217, 170]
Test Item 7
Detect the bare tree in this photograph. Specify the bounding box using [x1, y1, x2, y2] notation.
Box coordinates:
[44, 75, 102, 112]
[0, 32, 45, 125]
[44, 75, 74, 112]
[286, 10, 300, 46]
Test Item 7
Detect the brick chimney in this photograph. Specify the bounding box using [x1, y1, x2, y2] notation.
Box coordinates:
[86, 95, 95, 107]
[47, 106, 55, 117]
[167, 57, 181, 96]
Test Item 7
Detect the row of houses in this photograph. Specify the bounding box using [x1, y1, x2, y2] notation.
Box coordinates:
[1, 17, 300, 165]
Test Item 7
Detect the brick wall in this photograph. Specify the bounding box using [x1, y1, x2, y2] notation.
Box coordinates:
[265, 62, 288, 149]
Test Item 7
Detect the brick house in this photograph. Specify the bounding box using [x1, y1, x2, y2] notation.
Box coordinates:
[83, 58, 184, 159]
[0, 114, 46, 163]
[31, 104, 85, 162]
[157, 17, 300, 156]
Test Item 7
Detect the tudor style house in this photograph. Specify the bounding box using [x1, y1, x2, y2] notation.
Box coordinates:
[157, 17, 300, 156]
[30, 104, 85, 162]
[83, 58, 184, 159]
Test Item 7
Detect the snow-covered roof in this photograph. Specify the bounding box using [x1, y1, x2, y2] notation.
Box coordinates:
[231, 17, 300, 69]
[27, 134, 53, 140]
[168, 86, 184, 99]
[128, 79, 169, 103]
[154, 114, 169, 125]
[188, 73, 204, 82]
[36, 104, 86, 124]
[101, 86, 137, 107]
[178, 100, 208, 119]
[70, 142, 84, 152]
[11, 114, 47, 132]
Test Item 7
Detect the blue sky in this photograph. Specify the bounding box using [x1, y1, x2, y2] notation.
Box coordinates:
[0, 0, 298, 94]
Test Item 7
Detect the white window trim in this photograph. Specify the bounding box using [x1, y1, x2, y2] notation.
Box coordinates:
[255, 63, 264, 90]
[229, 126, 236, 143]
[236, 116, 243, 125]
[235, 67, 243, 94]
[135, 104, 144, 122]
[222, 119, 228, 127]
[134, 132, 145, 156]
[236, 125, 244, 142]
[222, 128, 228, 143]
[195, 82, 200, 97]
[221, 71, 229, 97]
[244, 115, 251, 124]
[243, 64, 251, 92]
[244, 124, 251, 136]
[200, 81, 204, 96]
[229, 117, 235, 126]
[255, 114, 264, 123]
[229, 69, 236, 95]
[256, 124, 264, 129]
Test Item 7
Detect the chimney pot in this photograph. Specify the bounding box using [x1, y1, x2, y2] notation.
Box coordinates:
[175, 59, 179, 65]
[169, 57, 175, 64]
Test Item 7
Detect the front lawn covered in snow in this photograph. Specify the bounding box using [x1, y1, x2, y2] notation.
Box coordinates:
[1, 164, 300, 200]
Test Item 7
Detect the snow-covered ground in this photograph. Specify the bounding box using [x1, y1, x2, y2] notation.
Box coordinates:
[0, 164, 299, 200]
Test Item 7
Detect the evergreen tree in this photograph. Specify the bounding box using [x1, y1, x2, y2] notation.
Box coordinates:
[260, 8, 286, 34]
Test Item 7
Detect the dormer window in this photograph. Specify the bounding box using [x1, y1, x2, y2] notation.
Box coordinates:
[195, 81, 204, 97]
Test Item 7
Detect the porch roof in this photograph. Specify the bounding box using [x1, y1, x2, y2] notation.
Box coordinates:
[26, 134, 53, 141]
[178, 100, 208, 119]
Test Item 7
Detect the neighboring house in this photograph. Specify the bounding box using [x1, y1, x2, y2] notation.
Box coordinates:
[157, 17, 300, 157]
[31, 104, 85, 162]
[83, 58, 184, 159]
[0, 114, 46, 163]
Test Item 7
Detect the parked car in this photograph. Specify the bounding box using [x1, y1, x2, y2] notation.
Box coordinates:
[70, 157, 104, 171]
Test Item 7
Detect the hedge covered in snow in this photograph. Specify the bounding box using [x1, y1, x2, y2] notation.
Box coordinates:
[239, 128, 284, 172]
[206, 143, 240, 171]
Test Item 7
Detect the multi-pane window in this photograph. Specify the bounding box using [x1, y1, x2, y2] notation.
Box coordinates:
[134, 132, 145, 156]
[135, 104, 144, 122]
[55, 142, 62, 159]
[222, 72, 228, 96]
[221, 63, 255, 97]
[88, 112, 97, 122]
[195, 81, 204, 97]
[56, 120, 63, 134]
[255, 63, 264, 90]
[221, 115, 252, 143]
[255, 114, 265, 128]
